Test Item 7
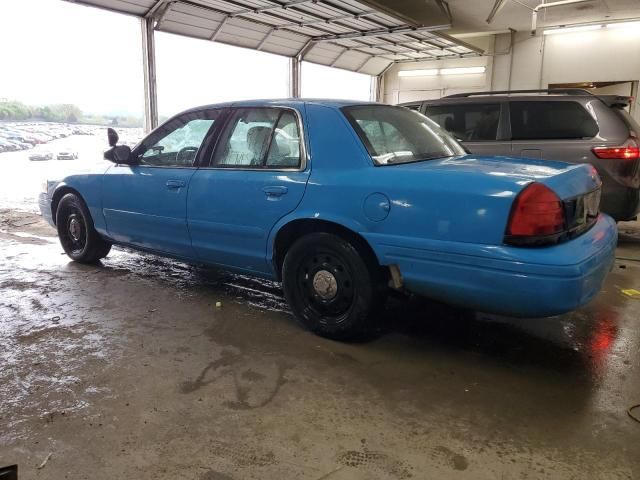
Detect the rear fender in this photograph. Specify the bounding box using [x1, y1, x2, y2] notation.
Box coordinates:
[267, 210, 375, 266]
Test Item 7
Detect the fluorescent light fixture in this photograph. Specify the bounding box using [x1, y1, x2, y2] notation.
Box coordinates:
[398, 69, 439, 77]
[543, 24, 603, 35]
[607, 21, 640, 29]
[440, 66, 486, 75]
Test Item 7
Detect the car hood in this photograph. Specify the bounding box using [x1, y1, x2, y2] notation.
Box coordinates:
[388, 155, 600, 200]
[49, 160, 113, 188]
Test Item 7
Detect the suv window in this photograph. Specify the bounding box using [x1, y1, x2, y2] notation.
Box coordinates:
[510, 101, 598, 140]
[138, 110, 220, 167]
[213, 108, 302, 169]
[425, 103, 500, 141]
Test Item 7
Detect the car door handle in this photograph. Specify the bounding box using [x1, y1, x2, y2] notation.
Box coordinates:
[262, 186, 288, 197]
[166, 180, 186, 189]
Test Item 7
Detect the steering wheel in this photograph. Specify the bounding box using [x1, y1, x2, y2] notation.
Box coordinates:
[176, 146, 198, 164]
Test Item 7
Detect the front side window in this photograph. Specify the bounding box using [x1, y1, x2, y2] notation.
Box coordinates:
[138, 110, 220, 167]
[213, 108, 302, 169]
[424, 103, 501, 141]
[509, 101, 599, 140]
[343, 105, 466, 166]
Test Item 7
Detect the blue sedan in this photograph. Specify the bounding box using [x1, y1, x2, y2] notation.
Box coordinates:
[40, 100, 617, 339]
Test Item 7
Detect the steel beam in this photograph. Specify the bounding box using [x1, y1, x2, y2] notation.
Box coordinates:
[210, 15, 229, 40]
[486, 0, 508, 24]
[312, 24, 450, 42]
[355, 55, 372, 72]
[289, 56, 302, 98]
[257, 27, 276, 49]
[141, 17, 159, 132]
[145, 0, 168, 18]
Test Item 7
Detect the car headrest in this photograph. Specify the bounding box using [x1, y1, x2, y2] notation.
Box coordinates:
[246, 126, 272, 160]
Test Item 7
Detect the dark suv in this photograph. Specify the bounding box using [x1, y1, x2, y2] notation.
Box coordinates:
[402, 89, 640, 221]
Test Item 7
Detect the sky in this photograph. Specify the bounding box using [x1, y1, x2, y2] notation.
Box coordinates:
[0, 0, 372, 118]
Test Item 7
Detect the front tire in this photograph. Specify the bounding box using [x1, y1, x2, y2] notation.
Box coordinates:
[282, 232, 382, 340]
[56, 193, 111, 263]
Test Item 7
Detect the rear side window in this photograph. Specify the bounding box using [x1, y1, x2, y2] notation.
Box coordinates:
[424, 103, 500, 141]
[510, 101, 598, 140]
[212, 108, 302, 169]
[343, 105, 465, 166]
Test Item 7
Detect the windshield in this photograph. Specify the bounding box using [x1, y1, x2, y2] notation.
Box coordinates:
[342, 105, 466, 166]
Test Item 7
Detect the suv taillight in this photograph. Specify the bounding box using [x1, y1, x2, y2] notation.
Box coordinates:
[592, 138, 640, 160]
[505, 183, 565, 245]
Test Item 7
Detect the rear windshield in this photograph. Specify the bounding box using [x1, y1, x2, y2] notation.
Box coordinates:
[342, 105, 466, 166]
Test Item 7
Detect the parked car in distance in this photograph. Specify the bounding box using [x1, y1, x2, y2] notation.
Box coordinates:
[0, 138, 19, 152]
[29, 150, 53, 161]
[4, 138, 30, 150]
[57, 149, 78, 160]
[402, 89, 640, 222]
[40, 100, 616, 340]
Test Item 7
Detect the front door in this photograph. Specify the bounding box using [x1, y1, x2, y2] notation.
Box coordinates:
[101, 109, 222, 258]
[188, 106, 310, 274]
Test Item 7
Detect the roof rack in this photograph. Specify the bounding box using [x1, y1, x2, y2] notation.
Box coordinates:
[445, 89, 594, 98]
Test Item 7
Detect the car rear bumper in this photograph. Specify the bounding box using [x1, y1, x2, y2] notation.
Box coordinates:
[600, 182, 639, 221]
[39, 192, 55, 227]
[366, 214, 617, 317]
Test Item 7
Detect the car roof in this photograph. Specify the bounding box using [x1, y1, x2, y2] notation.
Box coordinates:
[412, 93, 595, 104]
[182, 98, 376, 113]
[404, 90, 629, 107]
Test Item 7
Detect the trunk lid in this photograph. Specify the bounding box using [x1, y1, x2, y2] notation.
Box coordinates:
[393, 155, 601, 200]
[383, 155, 602, 245]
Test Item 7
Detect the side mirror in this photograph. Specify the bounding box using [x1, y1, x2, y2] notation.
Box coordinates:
[113, 145, 132, 164]
[104, 145, 132, 163]
[107, 128, 119, 147]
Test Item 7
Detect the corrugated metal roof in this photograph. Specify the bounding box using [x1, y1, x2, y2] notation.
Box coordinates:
[65, 0, 483, 75]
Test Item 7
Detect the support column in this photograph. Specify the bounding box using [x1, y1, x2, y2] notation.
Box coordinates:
[289, 56, 302, 98]
[370, 76, 380, 102]
[141, 17, 159, 132]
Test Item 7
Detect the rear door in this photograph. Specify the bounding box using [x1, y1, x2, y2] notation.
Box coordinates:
[424, 102, 511, 156]
[187, 106, 310, 275]
[508, 99, 599, 162]
[101, 109, 222, 257]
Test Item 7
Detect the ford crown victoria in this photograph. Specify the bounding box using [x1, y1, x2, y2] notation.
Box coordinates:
[40, 100, 617, 339]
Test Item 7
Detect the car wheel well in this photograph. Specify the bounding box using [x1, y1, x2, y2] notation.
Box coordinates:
[273, 219, 382, 281]
[51, 187, 83, 225]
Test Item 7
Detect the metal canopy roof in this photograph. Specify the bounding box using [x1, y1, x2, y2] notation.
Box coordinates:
[65, 0, 483, 76]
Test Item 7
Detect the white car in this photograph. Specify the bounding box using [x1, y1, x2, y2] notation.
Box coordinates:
[57, 149, 78, 160]
[29, 151, 54, 161]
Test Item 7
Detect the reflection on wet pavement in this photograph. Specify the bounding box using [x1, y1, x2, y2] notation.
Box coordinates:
[1, 213, 639, 479]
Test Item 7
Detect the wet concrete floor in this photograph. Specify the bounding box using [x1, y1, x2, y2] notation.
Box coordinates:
[1, 209, 639, 479]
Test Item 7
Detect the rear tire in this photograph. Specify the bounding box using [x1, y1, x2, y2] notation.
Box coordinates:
[282, 232, 383, 340]
[56, 193, 111, 263]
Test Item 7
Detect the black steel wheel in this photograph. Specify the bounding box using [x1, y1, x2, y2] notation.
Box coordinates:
[282, 232, 382, 340]
[56, 193, 112, 263]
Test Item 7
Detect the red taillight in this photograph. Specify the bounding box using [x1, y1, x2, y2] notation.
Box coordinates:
[506, 183, 565, 239]
[592, 139, 640, 160]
